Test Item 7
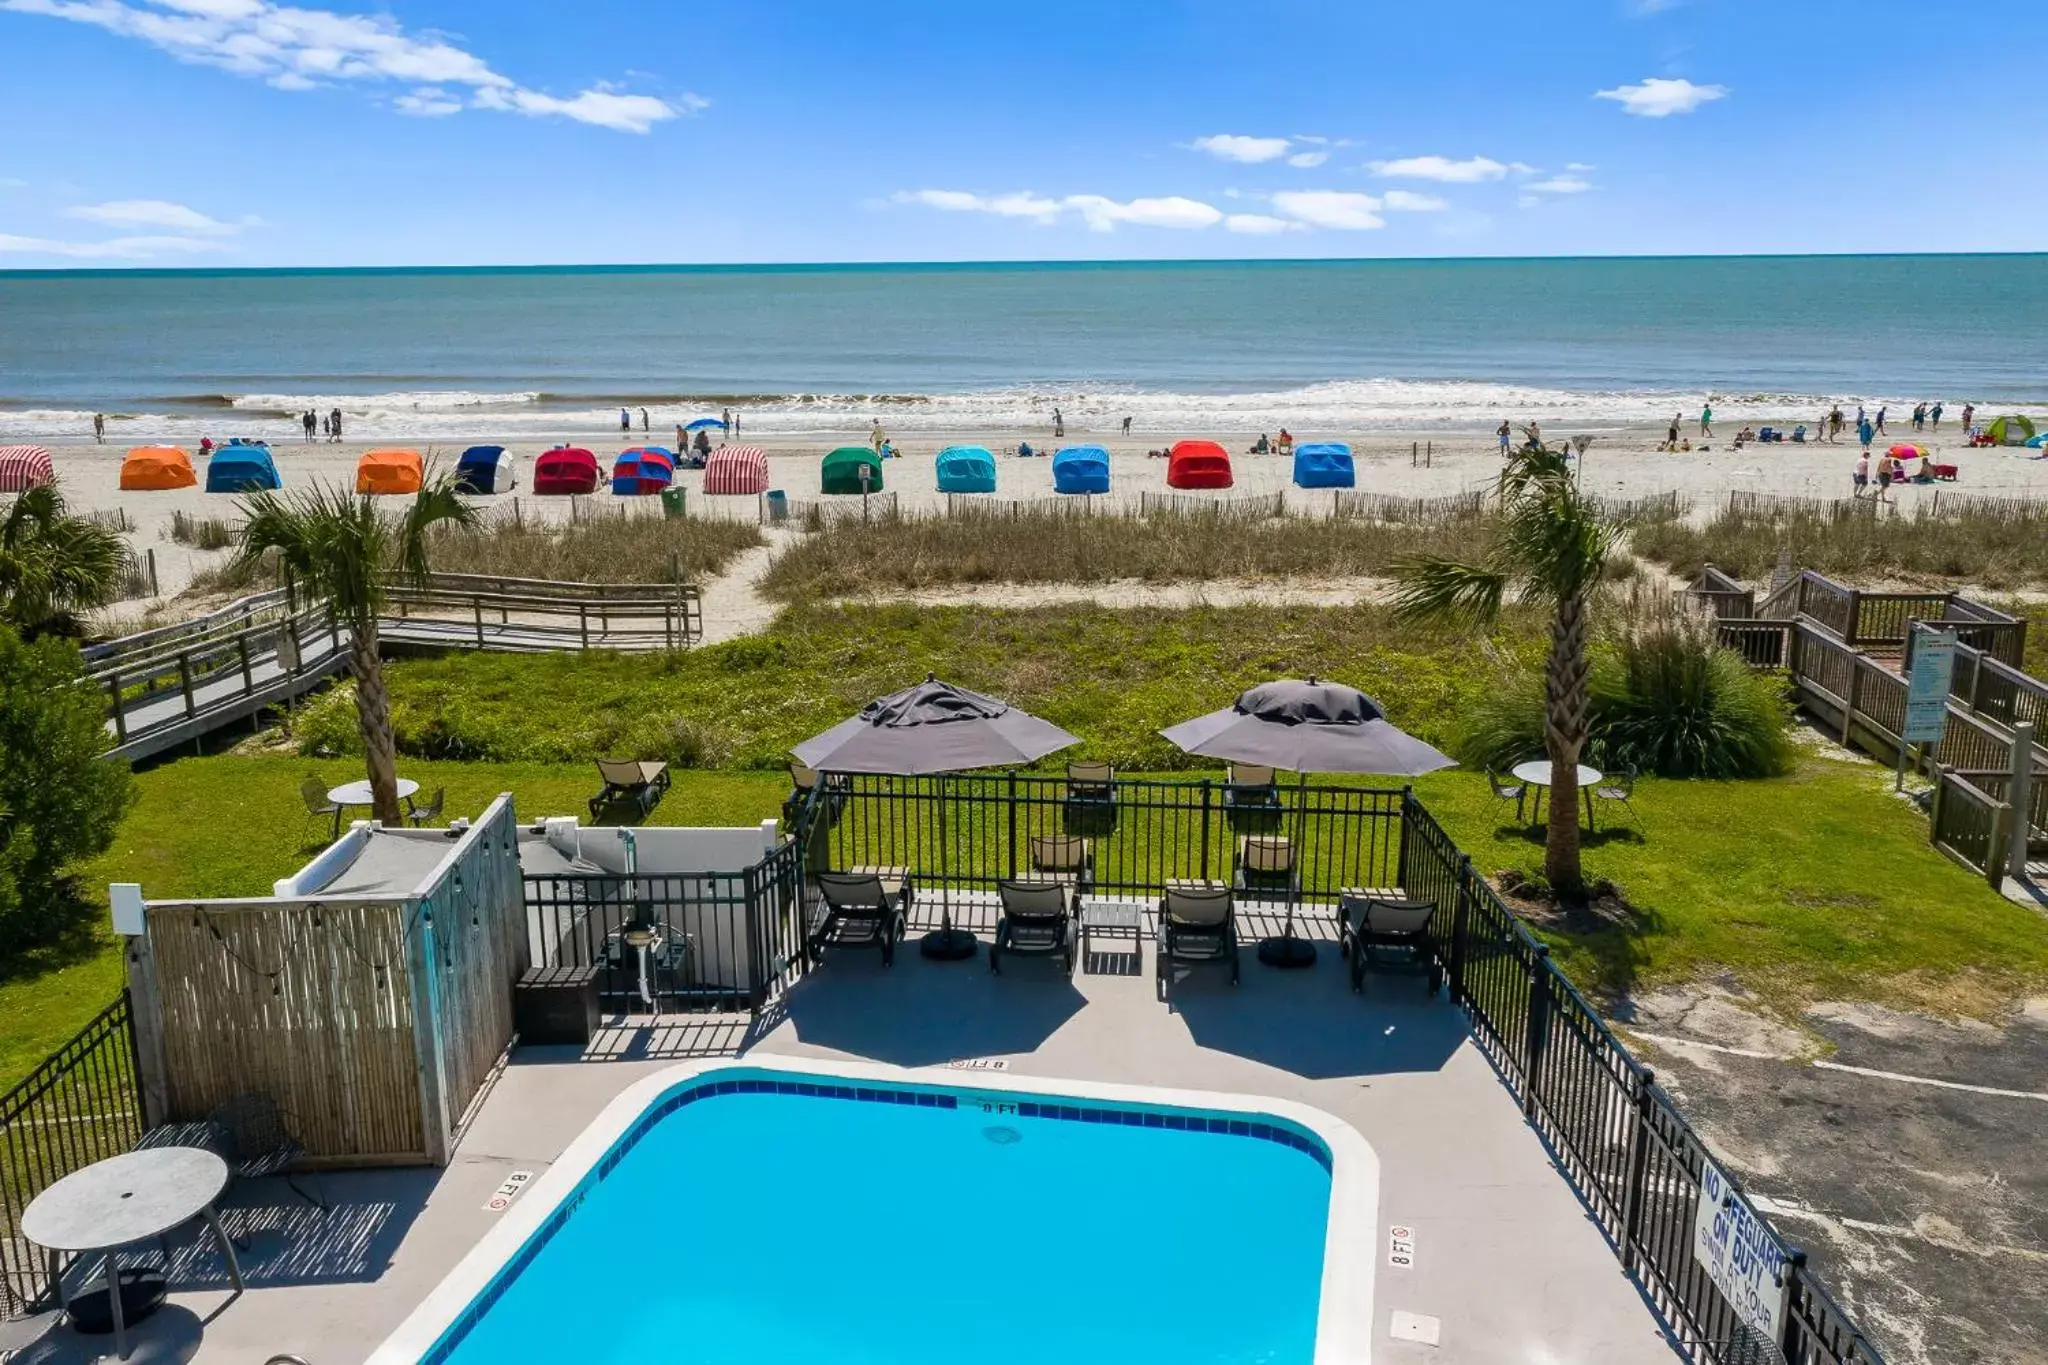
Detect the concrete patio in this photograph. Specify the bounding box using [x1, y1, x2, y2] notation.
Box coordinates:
[4, 927, 1681, 1365]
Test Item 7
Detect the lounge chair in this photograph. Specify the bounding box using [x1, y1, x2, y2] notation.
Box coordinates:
[783, 762, 823, 827]
[1028, 834, 1094, 892]
[301, 775, 342, 844]
[1066, 761, 1115, 806]
[1487, 769, 1528, 822]
[589, 758, 671, 820]
[1156, 884, 1239, 1000]
[810, 870, 912, 967]
[406, 786, 445, 827]
[991, 879, 1075, 975]
[1232, 835, 1299, 900]
[1338, 894, 1441, 995]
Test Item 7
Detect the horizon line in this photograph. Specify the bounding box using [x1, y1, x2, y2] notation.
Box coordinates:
[3, 249, 2046, 279]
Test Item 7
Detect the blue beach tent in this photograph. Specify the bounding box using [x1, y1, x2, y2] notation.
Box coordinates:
[1291, 442, 1355, 489]
[454, 445, 517, 493]
[935, 445, 997, 493]
[1052, 444, 1110, 494]
[204, 444, 280, 493]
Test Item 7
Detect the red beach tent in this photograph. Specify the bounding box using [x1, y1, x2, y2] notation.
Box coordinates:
[533, 446, 601, 495]
[0, 445, 55, 493]
[703, 445, 770, 495]
[1166, 440, 1234, 490]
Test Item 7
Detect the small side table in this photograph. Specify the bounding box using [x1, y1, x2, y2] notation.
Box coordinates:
[20, 1146, 244, 1361]
[1079, 900, 1143, 964]
[514, 965, 600, 1044]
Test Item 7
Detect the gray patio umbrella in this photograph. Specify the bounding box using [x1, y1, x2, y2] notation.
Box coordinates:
[1161, 678, 1455, 968]
[793, 676, 1081, 959]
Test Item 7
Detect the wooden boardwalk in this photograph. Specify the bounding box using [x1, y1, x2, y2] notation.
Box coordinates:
[90, 575, 702, 763]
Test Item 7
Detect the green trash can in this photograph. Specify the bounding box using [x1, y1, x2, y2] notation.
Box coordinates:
[765, 489, 788, 522]
[660, 487, 686, 519]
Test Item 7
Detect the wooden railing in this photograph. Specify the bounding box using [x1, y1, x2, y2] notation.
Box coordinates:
[1930, 771, 2011, 887]
[385, 573, 701, 651]
[1690, 563, 1754, 619]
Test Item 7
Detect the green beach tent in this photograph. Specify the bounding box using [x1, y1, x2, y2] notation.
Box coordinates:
[1986, 414, 2037, 446]
[821, 445, 884, 494]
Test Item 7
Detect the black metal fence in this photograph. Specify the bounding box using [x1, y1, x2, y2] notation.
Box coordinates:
[1400, 795, 1882, 1365]
[521, 837, 808, 1013]
[1, 995, 144, 1318]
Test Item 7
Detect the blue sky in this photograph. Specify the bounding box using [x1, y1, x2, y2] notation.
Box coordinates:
[0, 0, 2040, 267]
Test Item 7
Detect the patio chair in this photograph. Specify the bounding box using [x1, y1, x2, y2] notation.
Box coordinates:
[783, 762, 822, 827]
[1223, 764, 1281, 815]
[1028, 834, 1094, 893]
[1338, 893, 1442, 995]
[810, 870, 912, 967]
[1156, 884, 1239, 1000]
[406, 785, 445, 826]
[991, 879, 1075, 975]
[1232, 835, 1299, 900]
[589, 758, 671, 820]
[1594, 769, 1640, 826]
[1487, 769, 1528, 822]
[1065, 761, 1115, 807]
[300, 775, 341, 844]
[139, 1091, 323, 1233]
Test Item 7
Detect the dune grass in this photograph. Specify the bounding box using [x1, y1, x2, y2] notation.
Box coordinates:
[759, 502, 1496, 599]
[1635, 497, 2048, 587]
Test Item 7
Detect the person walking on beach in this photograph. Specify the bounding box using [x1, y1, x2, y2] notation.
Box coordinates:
[1852, 451, 1870, 497]
[1858, 415, 1875, 451]
[1875, 405, 1887, 436]
[676, 423, 686, 451]
[619, 407, 631, 434]
[640, 407, 650, 432]
[1961, 402, 1974, 432]
[1931, 401, 1944, 429]
[1666, 414, 1680, 451]
[1052, 406, 1064, 439]
[1121, 415, 1132, 436]
[92, 412, 105, 443]
[303, 409, 316, 441]
[330, 407, 343, 442]
[1700, 403, 1713, 438]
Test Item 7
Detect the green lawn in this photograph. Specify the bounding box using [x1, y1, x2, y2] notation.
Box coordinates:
[12, 743, 2048, 1091]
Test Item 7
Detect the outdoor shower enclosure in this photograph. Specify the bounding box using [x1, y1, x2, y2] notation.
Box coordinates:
[117, 795, 528, 1167]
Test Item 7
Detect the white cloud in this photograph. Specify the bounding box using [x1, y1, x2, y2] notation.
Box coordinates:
[893, 189, 1063, 222]
[394, 86, 461, 117]
[1285, 150, 1327, 168]
[1066, 194, 1222, 232]
[1370, 155, 1508, 183]
[1565, 162, 1596, 171]
[65, 198, 241, 233]
[0, 232, 232, 259]
[1189, 134, 1291, 164]
[1271, 190, 1384, 230]
[1224, 213, 1301, 235]
[0, 177, 25, 189]
[1524, 176, 1592, 194]
[0, 0, 696, 132]
[1382, 189, 1448, 212]
[1595, 76, 1728, 117]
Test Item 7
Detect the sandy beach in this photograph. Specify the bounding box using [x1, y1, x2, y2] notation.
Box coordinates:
[30, 419, 2048, 602]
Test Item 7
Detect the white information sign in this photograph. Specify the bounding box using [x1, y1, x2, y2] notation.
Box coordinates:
[1903, 629, 1958, 745]
[1691, 1160, 1789, 1343]
[483, 1169, 533, 1212]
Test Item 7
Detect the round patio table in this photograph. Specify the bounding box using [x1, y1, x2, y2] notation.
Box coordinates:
[19, 1146, 243, 1361]
[326, 777, 419, 836]
[1509, 760, 1604, 831]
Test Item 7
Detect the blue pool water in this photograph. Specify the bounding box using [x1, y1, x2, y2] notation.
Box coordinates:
[432, 1078, 1332, 1365]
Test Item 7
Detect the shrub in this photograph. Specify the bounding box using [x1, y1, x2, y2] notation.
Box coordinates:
[1456, 601, 1794, 780]
[0, 626, 134, 954]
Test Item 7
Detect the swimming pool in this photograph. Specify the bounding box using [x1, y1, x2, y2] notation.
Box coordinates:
[371, 1058, 1380, 1365]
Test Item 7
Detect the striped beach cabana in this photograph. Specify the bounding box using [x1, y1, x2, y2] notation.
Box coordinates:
[703, 444, 769, 494]
[0, 445, 55, 493]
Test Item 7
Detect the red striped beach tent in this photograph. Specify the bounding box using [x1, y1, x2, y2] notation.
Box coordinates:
[0, 445, 56, 493]
[703, 445, 770, 495]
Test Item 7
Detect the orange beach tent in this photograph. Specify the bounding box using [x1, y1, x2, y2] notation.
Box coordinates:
[119, 446, 197, 490]
[356, 448, 424, 495]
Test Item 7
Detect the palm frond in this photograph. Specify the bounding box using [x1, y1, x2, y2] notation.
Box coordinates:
[1391, 556, 1510, 629]
[396, 468, 480, 584]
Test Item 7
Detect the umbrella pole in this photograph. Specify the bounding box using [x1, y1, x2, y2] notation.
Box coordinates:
[1257, 771, 1317, 969]
[921, 771, 977, 960]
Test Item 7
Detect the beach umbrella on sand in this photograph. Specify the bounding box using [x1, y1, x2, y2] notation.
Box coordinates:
[1161, 678, 1455, 969]
[795, 675, 1081, 959]
[685, 416, 727, 432]
[1888, 444, 1929, 459]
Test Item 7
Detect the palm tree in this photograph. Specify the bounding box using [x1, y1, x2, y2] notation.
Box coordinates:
[1393, 443, 1618, 898]
[236, 478, 477, 825]
[0, 485, 126, 636]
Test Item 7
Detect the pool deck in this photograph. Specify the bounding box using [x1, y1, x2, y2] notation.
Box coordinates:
[5, 933, 1680, 1365]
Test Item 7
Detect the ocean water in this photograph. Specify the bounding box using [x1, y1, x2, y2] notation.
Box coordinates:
[2, 255, 2043, 441]
[434, 1087, 1331, 1365]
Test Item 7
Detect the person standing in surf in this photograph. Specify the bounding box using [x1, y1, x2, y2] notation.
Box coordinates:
[1700, 402, 1713, 438]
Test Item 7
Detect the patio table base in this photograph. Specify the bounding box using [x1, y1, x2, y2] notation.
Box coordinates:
[920, 927, 979, 961]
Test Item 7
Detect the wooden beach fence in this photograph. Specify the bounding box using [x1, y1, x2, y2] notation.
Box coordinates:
[119, 795, 527, 1167]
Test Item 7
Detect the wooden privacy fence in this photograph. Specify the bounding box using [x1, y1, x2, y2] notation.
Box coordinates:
[124, 795, 527, 1167]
